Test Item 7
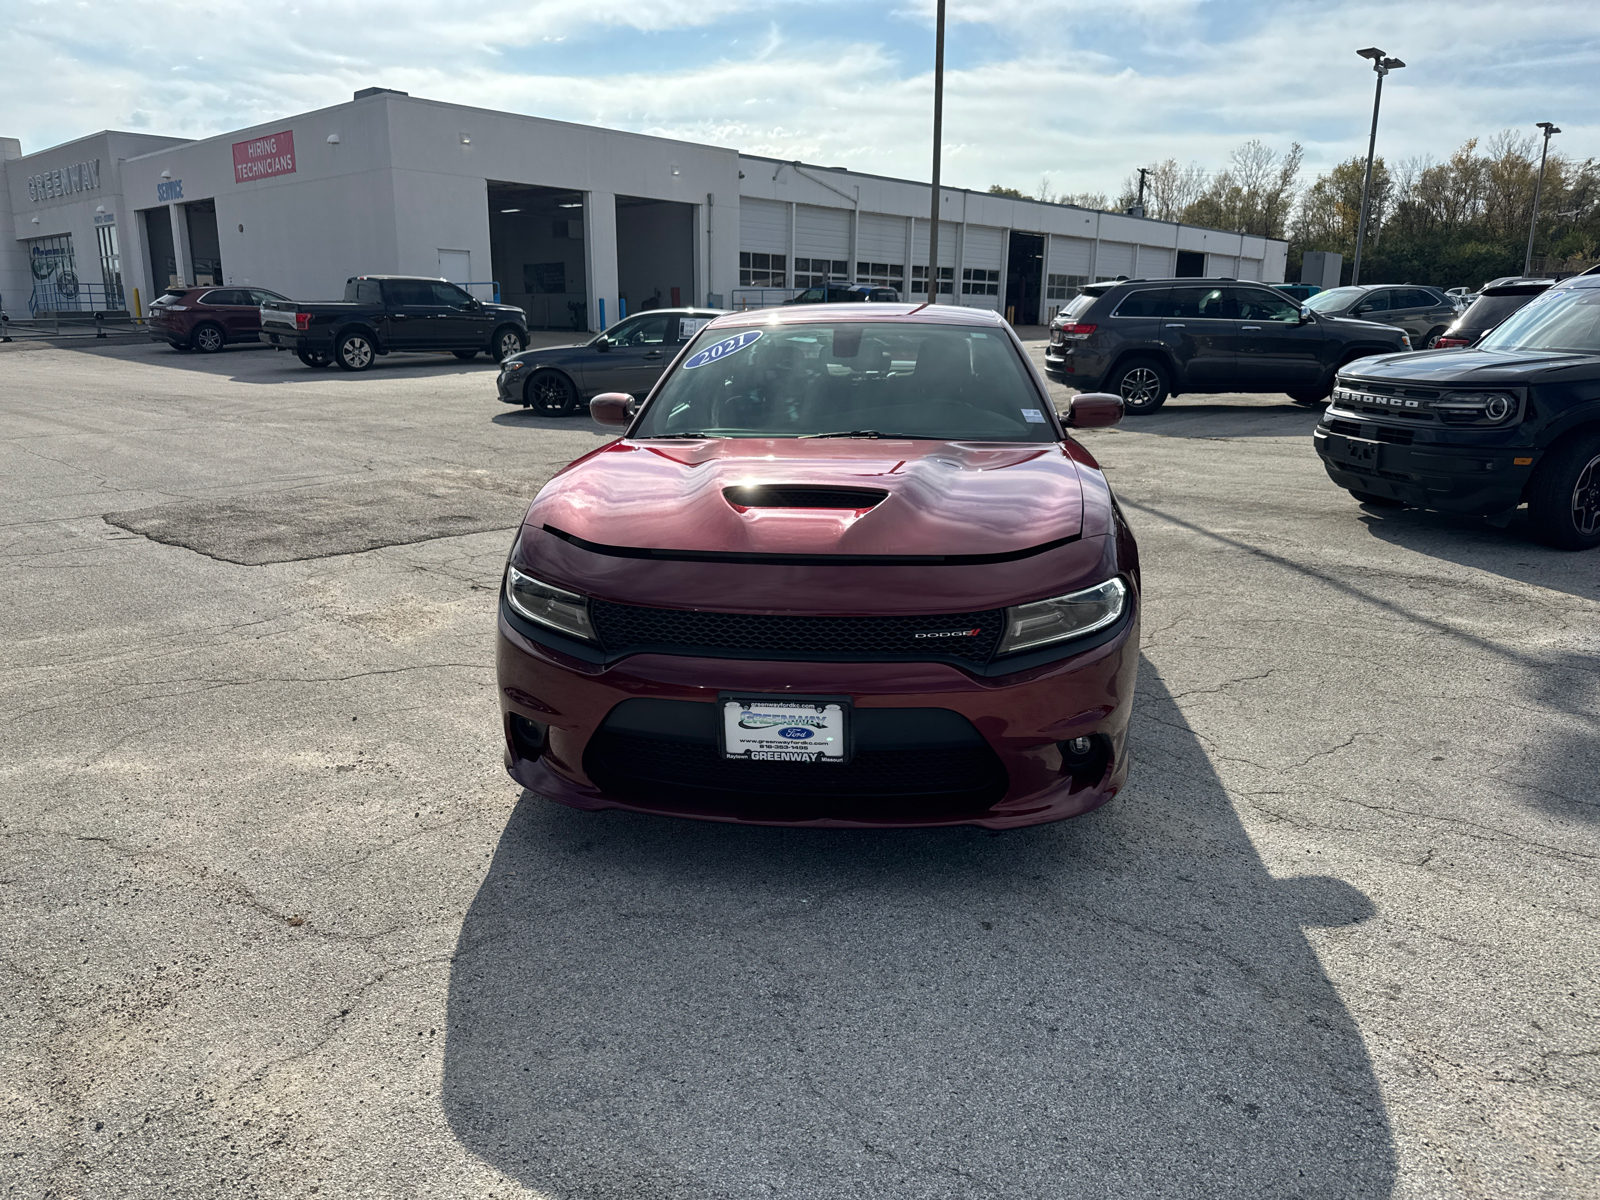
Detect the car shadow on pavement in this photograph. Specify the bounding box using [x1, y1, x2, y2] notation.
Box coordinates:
[1113, 400, 1328, 441]
[441, 659, 1397, 1199]
[1354, 504, 1600, 602]
[40, 339, 510, 384]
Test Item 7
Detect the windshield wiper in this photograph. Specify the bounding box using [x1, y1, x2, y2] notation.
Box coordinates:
[800, 429, 886, 439]
[643, 432, 729, 439]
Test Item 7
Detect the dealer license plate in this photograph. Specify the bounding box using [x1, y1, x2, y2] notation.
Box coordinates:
[720, 695, 850, 764]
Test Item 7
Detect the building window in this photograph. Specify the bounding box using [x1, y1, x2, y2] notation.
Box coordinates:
[910, 265, 954, 296]
[794, 257, 848, 287]
[855, 262, 904, 290]
[961, 268, 1000, 296]
[1046, 273, 1088, 300]
[96, 223, 124, 307]
[739, 251, 787, 288]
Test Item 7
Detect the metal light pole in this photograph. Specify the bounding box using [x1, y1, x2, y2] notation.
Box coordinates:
[1524, 121, 1560, 277]
[1351, 47, 1405, 287]
[926, 0, 946, 304]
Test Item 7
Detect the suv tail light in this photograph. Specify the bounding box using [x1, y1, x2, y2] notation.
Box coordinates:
[1433, 336, 1470, 348]
[295, 312, 312, 331]
[1058, 322, 1097, 340]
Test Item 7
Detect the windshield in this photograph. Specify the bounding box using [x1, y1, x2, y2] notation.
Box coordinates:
[632, 321, 1057, 442]
[1477, 287, 1600, 354]
[1305, 287, 1366, 313]
[1458, 292, 1542, 332]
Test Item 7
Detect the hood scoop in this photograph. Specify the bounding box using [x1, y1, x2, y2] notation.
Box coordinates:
[723, 484, 889, 511]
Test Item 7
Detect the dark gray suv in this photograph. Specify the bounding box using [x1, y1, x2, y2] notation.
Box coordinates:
[1303, 284, 1458, 349]
[1045, 278, 1410, 412]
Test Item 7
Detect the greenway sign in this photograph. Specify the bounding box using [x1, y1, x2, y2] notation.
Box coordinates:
[27, 159, 101, 202]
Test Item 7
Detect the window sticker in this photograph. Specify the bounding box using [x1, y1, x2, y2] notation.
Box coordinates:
[1021, 408, 1047, 423]
[678, 316, 712, 340]
[683, 328, 763, 369]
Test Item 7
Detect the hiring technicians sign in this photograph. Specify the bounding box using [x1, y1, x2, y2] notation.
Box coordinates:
[231, 131, 297, 184]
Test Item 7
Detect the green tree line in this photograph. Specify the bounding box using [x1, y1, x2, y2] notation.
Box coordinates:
[993, 133, 1600, 288]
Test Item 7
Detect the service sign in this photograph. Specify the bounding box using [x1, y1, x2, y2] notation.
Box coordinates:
[232, 130, 296, 184]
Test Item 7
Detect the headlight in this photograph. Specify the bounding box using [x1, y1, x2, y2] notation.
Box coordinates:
[1434, 391, 1519, 425]
[504, 564, 595, 641]
[1400, 333, 1412, 348]
[998, 578, 1128, 655]
[503, 360, 525, 370]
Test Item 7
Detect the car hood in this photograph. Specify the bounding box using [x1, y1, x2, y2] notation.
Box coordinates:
[1322, 314, 1408, 337]
[1341, 347, 1600, 383]
[509, 342, 588, 363]
[524, 438, 1087, 559]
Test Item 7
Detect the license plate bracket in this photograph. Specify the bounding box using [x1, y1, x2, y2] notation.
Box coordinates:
[718, 693, 852, 764]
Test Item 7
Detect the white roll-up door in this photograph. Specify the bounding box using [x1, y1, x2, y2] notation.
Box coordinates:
[1205, 253, 1237, 277]
[740, 198, 788, 255]
[911, 221, 960, 266]
[962, 225, 1004, 270]
[1136, 246, 1173, 278]
[1096, 242, 1135, 279]
[794, 204, 851, 259]
[857, 214, 906, 263]
[1237, 258, 1262, 280]
[1049, 235, 1093, 276]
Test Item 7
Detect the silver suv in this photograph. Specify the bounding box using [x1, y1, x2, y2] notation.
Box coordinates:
[1303, 285, 1457, 349]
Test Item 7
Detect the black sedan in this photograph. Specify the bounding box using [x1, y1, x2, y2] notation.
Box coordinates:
[497, 308, 727, 416]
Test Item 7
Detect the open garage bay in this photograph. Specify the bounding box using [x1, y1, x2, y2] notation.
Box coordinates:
[1, 336, 1594, 1198]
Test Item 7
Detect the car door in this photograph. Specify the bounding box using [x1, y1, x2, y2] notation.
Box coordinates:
[1175, 285, 1249, 389]
[202, 289, 256, 342]
[601, 312, 674, 397]
[571, 315, 646, 393]
[430, 281, 489, 348]
[380, 279, 443, 349]
[1230, 286, 1323, 387]
[1350, 288, 1394, 329]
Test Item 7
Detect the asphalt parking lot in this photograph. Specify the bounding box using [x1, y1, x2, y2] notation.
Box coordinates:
[2, 334, 1595, 1200]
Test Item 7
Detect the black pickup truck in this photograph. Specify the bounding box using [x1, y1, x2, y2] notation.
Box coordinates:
[1315, 270, 1600, 549]
[260, 275, 529, 371]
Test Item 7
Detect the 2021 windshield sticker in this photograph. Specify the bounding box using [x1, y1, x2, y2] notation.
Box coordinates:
[683, 329, 763, 369]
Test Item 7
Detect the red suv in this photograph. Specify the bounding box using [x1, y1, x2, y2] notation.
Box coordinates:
[148, 286, 292, 353]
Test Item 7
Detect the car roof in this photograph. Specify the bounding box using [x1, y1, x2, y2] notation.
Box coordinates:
[707, 302, 1006, 329]
[347, 274, 456, 281]
[1088, 277, 1280, 290]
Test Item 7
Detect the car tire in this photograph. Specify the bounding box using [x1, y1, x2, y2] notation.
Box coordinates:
[494, 326, 527, 362]
[525, 369, 577, 416]
[1527, 433, 1600, 551]
[296, 348, 333, 368]
[1106, 357, 1169, 414]
[1287, 387, 1329, 405]
[192, 322, 225, 354]
[453, 349, 479, 361]
[335, 331, 376, 372]
[1347, 489, 1405, 508]
[1423, 326, 1448, 349]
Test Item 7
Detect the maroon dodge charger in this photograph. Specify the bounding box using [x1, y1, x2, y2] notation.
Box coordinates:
[496, 304, 1140, 828]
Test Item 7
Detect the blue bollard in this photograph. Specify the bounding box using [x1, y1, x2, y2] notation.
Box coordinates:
[619, 297, 627, 320]
[598, 298, 606, 330]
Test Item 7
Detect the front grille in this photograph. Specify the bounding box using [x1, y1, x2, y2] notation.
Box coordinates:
[1328, 419, 1363, 437]
[590, 600, 1006, 664]
[584, 730, 1009, 819]
[1375, 427, 1414, 445]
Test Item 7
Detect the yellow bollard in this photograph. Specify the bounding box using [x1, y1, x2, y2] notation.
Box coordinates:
[133, 287, 142, 323]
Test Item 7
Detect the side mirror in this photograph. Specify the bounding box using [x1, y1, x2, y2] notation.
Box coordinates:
[467, 297, 483, 310]
[1354, 304, 1372, 316]
[594, 335, 610, 352]
[1066, 392, 1123, 429]
[589, 392, 632, 426]
[1299, 306, 1313, 324]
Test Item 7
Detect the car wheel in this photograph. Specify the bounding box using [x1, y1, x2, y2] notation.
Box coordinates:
[453, 349, 479, 360]
[1528, 433, 1600, 551]
[296, 348, 333, 368]
[1348, 489, 1405, 508]
[495, 326, 527, 362]
[1107, 358, 1169, 414]
[1423, 326, 1448, 349]
[192, 322, 225, 353]
[335, 331, 376, 372]
[525, 369, 577, 416]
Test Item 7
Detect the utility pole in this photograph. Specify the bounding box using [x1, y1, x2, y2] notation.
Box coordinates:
[1351, 47, 1405, 287]
[1137, 167, 1151, 213]
[927, 0, 946, 304]
[1524, 122, 1560, 277]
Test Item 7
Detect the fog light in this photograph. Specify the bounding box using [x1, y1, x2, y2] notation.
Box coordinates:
[1065, 737, 1093, 755]
[507, 712, 548, 761]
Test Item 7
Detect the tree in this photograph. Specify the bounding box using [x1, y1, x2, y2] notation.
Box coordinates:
[987, 184, 1027, 199]
[1181, 140, 1304, 239]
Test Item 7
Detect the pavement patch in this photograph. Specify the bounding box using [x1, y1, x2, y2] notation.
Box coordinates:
[105, 471, 529, 564]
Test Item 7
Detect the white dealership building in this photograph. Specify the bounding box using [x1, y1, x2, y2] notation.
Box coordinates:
[2, 89, 1288, 331]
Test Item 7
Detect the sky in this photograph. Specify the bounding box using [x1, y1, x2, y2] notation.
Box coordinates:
[3, 0, 1597, 196]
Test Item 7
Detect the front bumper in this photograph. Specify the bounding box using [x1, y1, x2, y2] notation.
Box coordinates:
[1314, 422, 1537, 515]
[496, 599, 1140, 829]
[496, 365, 526, 404]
